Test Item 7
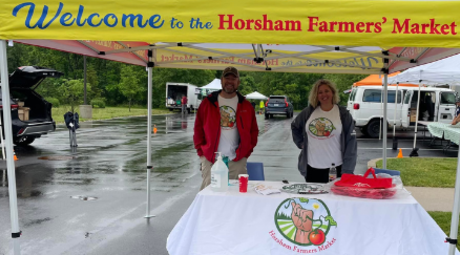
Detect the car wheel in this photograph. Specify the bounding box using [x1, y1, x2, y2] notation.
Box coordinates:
[265, 114, 269, 119]
[286, 112, 290, 118]
[270, 114, 273, 118]
[14, 136, 36, 146]
[290, 112, 294, 118]
[366, 119, 382, 138]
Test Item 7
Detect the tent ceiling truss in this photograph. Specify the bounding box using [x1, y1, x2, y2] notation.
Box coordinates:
[72, 42, 429, 75]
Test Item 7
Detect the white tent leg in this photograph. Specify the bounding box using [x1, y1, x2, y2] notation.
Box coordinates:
[410, 77, 422, 157]
[145, 51, 155, 219]
[0, 40, 22, 254]
[382, 70, 388, 169]
[392, 83, 399, 150]
[379, 93, 382, 141]
[448, 147, 460, 255]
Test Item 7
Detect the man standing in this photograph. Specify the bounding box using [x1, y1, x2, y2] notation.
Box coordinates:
[181, 95, 188, 114]
[194, 66, 259, 190]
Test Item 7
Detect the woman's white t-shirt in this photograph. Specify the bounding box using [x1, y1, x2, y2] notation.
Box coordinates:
[306, 105, 343, 168]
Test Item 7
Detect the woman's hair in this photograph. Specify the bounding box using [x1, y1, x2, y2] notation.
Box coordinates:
[308, 79, 340, 107]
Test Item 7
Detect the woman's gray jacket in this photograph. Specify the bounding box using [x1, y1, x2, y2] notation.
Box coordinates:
[291, 105, 357, 177]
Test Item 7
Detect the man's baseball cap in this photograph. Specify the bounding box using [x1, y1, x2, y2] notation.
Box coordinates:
[222, 66, 239, 78]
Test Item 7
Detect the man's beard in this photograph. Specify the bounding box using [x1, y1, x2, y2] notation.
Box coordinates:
[223, 85, 236, 94]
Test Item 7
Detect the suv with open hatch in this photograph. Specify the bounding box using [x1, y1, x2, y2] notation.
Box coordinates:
[1, 66, 63, 146]
[265, 95, 294, 119]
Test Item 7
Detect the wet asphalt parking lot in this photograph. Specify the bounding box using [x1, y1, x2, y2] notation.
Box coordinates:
[0, 112, 456, 255]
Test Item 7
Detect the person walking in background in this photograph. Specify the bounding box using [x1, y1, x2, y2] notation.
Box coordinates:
[181, 95, 188, 114]
[259, 100, 265, 114]
[291, 79, 357, 183]
[251, 100, 256, 109]
[194, 66, 259, 190]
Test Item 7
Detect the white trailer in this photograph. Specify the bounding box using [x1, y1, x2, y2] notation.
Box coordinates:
[165, 82, 201, 113]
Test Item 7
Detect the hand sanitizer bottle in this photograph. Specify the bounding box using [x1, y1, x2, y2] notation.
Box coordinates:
[210, 152, 229, 192]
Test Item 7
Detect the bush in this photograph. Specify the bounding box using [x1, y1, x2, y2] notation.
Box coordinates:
[91, 98, 106, 108]
[45, 97, 60, 107]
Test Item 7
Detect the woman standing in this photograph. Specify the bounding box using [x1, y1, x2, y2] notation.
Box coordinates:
[291, 79, 357, 183]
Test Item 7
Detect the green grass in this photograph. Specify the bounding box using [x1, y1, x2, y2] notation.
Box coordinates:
[376, 158, 457, 188]
[429, 211, 460, 250]
[52, 106, 171, 124]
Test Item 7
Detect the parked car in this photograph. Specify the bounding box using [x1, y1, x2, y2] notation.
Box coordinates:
[347, 85, 456, 138]
[265, 95, 294, 118]
[1, 66, 63, 146]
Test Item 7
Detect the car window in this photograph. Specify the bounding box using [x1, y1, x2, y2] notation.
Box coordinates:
[349, 88, 357, 102]
[404, 90, 412, 104]
[441, 92, 456, 105]
[362, 89, 401, 103]
[268, 97, 286, 104]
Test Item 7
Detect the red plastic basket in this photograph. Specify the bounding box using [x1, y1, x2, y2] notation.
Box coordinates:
[331, 185, 397, 199]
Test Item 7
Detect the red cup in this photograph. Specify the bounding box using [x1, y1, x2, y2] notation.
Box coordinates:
[239, 174, 249, 193]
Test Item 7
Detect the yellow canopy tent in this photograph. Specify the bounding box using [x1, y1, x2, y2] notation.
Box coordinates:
[2, 1, 460, 254]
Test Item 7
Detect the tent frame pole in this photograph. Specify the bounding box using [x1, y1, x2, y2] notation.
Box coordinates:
[382, 59, 389, 169]
[448, 147, 460, 255]
[144, 50, 155, 219]
[410, 71, 422, 157]
[392, 82, 399, 150]
[0, 40, 22, 255]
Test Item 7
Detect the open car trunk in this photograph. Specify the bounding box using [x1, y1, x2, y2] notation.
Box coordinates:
[10, 88, 52, 122]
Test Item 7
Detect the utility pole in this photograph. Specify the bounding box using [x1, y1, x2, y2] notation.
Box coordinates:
[84, 55, 87, 105]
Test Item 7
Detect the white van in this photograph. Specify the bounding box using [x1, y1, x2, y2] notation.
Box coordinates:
[347, 85, 456, 137]
[165, 82, 201, 113]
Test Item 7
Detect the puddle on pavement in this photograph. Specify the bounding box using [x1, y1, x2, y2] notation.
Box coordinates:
[18, 190, 43, 198]
[70, 195, 98, 201]
[24, 217, 52, 227]
[38, 156, 76, 161]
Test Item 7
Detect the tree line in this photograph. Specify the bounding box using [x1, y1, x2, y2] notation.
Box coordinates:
[6, 43, 368, 110]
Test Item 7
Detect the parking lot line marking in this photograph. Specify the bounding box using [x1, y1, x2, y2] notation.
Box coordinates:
[358, 148, 446, 151]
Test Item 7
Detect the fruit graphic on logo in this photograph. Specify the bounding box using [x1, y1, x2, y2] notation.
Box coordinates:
[324, 131, 330, 136]
[228, 122, 234, 127]
[309, 229, 326, 245]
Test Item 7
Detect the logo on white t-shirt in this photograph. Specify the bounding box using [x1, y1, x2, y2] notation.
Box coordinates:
[220, 106, 236, 130]
[308, 117, 336, 138]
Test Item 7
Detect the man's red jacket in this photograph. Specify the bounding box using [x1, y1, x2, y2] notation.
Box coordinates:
[193, 90, 259, 163]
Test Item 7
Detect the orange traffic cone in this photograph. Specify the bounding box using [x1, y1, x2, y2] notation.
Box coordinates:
[153, 125, 157, 134]
[13, 150, 18, 161]
[397, 148, 403, 158]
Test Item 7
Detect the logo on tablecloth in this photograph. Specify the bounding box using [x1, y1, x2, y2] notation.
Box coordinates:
[270, 198, 337, 252]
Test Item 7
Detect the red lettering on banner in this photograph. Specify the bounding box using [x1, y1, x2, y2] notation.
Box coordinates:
[218, 14, 301, 31]
[392, 18, 457, 35]
[308, 17, 385, 33]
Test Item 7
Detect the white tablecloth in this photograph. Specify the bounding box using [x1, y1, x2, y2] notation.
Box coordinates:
[167, 181, 459, 255]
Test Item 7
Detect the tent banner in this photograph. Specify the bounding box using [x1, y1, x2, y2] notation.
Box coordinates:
[2, 0, 460, 48]
[155, 48, 382, 71]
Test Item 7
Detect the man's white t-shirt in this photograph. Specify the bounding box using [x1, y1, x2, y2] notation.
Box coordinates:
[217, 95, 239, 161]
[306, 105, 343, 168]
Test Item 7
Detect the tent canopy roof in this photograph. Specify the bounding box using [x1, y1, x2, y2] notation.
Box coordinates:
[245, 91, 268, 100]
[15, 40, 460, 75]
[388, 54, 460, 86]
[201, 78, 221, 89]
[353, 72, 418, 87]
